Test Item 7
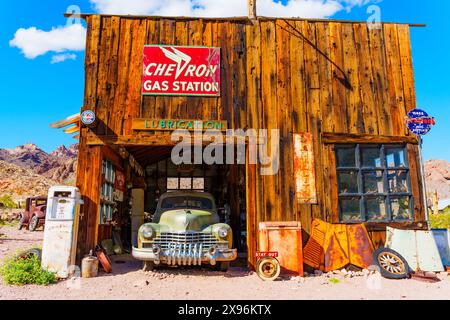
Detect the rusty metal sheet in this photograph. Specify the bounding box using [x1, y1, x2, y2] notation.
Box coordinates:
[304, 219, 374, 272]
[386, 227, 445, 272]
[293, 133, 317, 204]
[347, 224, 374, 269]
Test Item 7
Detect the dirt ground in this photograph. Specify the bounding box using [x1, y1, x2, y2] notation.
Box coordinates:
[0, 224, 449, 300]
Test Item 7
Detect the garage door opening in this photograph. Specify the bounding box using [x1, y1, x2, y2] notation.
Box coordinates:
[124, 145, 247, 256]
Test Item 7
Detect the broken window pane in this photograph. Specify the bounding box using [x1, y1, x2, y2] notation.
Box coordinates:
[363, 171, 384, 194]
[361, 147, 382, 168]
[365, 197, 387, 221]
[390, 197, 412, 221]
[388, 170, 409, 193]
[336, 147, 356, 168]
[385, 147, 406, 168]
[340, 198, 362, 222]
[338, 171, 359, 194]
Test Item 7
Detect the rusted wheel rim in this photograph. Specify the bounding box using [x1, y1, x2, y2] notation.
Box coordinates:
[378, 252, 406, 275]
[257, 257, 280, 281]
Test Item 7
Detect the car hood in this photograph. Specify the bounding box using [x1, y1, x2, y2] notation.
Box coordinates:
[159, 209, 219, 231]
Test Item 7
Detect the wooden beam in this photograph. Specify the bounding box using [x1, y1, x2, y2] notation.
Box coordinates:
[85, 133, 261, 146]
[63, 13, 426, 27]
[321, 132, 419, 145]
[248, 0, 257, 20]
[365, 221, 428, 232]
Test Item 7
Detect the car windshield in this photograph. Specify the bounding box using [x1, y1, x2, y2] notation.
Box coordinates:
[160, 196, 213, 211]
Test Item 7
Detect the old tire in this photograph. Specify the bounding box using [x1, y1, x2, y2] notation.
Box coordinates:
[28, 216, 39, 231]
[143, 261, 155, 272]
[213, 261, 230, 272]
[256, 257, 281, 281]
[14, 248, 42, 262]
[373, 247, 410, 280]
[17, 214, 24, 230]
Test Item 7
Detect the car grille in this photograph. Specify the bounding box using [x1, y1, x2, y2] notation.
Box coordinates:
[143, 232, 227, 250]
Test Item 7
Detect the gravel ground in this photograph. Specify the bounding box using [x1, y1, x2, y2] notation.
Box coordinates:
[0, 224, 449, 300]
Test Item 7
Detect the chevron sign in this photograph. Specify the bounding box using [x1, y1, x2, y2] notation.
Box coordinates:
[142, 45, 221, 96]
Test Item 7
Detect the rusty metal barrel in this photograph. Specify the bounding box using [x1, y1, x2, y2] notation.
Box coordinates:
[81, 250, 99, 278]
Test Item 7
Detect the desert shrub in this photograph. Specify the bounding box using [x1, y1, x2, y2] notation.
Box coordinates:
[0, 254, 57, 286]
[0, 195, 17, 209]
[430, 207, 450, 229]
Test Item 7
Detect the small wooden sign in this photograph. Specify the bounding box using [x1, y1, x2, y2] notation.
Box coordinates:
[132, 118, 228, 132]
[293, 133, 317, 204]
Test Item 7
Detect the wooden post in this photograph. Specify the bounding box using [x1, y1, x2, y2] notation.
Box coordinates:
[248, 0, 257, 20]
[433, 190, 439, 215]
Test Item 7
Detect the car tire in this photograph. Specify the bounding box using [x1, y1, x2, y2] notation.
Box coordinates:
[28, 215, 39, 232]
[18, 214, 24, 230]
[143, 261, 155, 272]
[14, 248, 42, 262]
[373, 247, 410, 280]
[216, 262, 230, 272]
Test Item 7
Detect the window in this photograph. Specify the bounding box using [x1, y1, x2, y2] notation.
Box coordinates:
[100, 159, 116, 224]
[167, 177, 205, 191]
[335, 144, 413, 223]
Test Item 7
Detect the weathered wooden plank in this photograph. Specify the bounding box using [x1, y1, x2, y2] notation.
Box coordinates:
[407, 144, 425, 222]
[105, 16, 121, 135]
[328, 22, 348, 134]
[354, 24, 379, 135]
[302, 21, 322, 220]
[83, 15, 101, 113]
[383, 24, 407, 136]
[322, 132, 419, 144]
[397, 25, 416, 120]
[276, 20, 294, 222]
[368, 26, 392, 136]
[342, 23, 364, 134]
[260, 20, 278, 223]
[112, 18, 133, 135]
[124, 19, 148, 135]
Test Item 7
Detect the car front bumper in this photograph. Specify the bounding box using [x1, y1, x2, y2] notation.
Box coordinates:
[132, 245, 237, 266]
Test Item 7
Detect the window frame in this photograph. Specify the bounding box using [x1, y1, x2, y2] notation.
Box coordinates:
[335, 144, 414, 223]
[166, 177, 205, 191]
[99, 159, 116, 225]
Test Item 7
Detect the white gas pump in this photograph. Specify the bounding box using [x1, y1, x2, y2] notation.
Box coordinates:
[41, 186, 83, 278]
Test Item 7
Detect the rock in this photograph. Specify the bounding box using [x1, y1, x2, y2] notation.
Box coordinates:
[133, 280, 149, 287]
[340, 268, 347, 275]
[314, 270, 323, 276]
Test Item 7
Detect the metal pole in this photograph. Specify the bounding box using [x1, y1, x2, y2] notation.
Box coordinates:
[417, 135, 430, 229]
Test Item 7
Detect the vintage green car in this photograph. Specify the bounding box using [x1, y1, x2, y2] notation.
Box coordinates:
[132, 191, 237, 271]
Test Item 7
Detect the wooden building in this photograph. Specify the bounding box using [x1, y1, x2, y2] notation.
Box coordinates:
[72, 12, 426, 268]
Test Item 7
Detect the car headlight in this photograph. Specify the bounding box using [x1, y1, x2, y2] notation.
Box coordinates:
[218, 227, 229, 238]
[142, 226, 154, 239]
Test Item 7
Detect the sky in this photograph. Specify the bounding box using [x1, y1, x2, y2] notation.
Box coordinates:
[0, 0, 448, 161]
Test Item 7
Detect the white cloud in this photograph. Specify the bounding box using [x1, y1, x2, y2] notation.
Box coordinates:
[51, 53, 77, 64]
[10, 24, 86, 59]
[89, 0, 377, 18]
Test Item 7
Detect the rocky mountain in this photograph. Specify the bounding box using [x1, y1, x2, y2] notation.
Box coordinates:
[0, 143, 78, 198]
[424, 160, 450, 201]
[0, 160, 58, 202]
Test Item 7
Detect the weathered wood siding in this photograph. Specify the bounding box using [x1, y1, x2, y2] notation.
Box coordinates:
[77, 15, 424, 265]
